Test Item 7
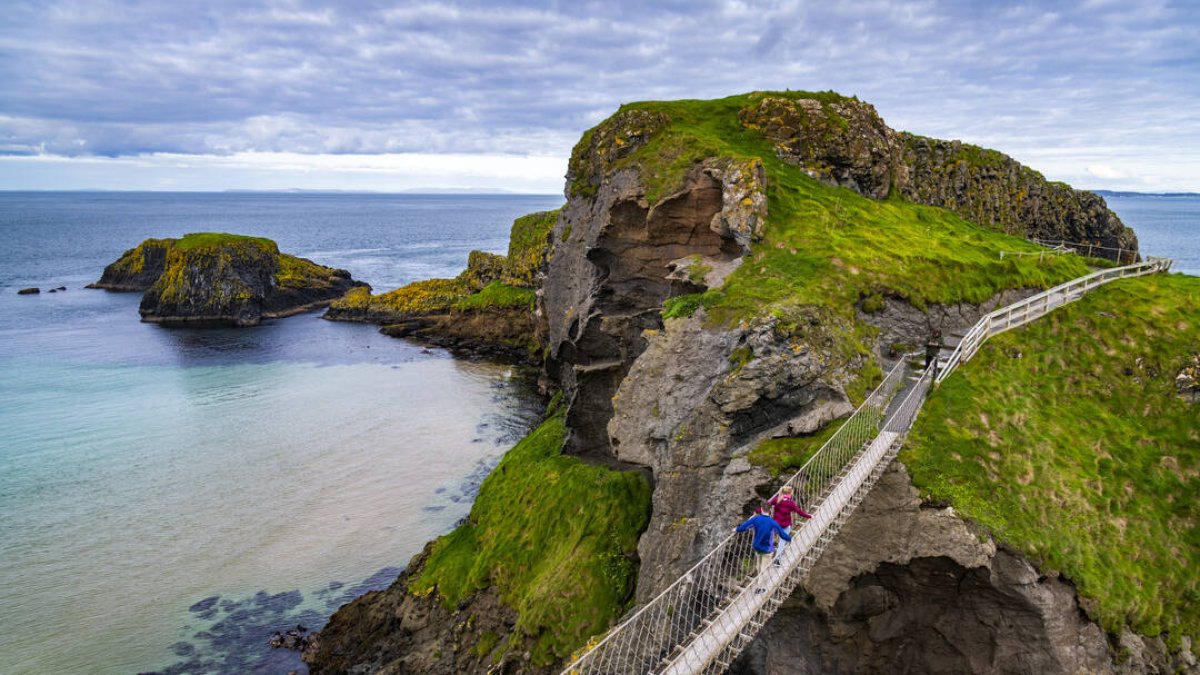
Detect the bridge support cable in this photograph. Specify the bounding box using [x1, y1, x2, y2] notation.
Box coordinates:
[563, 359, 914, 674]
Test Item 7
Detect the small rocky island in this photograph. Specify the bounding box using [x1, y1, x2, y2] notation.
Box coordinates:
[89, 233, 367, 326]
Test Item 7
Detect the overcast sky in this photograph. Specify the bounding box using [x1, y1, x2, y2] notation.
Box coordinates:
[1, 0, 1197, 193]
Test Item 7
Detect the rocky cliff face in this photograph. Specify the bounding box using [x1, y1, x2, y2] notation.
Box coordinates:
[87, 238, 174, 291]
[899, 133, 1139, 254]
[544, 166, 743, 457]
[91, 233, 366, 326]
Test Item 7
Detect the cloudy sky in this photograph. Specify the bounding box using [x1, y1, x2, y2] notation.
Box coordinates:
[1, 0, 1196, 193]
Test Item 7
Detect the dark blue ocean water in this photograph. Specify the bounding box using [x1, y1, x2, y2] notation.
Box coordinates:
[1105, 193, 1200, 276]
[0, 192, 560, 675]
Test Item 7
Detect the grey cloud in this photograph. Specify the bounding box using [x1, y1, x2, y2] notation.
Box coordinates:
[0, 0, 1196, 190]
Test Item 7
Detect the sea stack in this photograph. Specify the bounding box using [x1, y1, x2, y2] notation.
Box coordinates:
[90, 232, 368, 326]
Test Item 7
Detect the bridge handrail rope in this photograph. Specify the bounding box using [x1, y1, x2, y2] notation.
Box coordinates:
[1030, 237, 1138, 264]
[562, 256, 1172, 675]
[563, 358, 912, 674]
[937, 257, 1172, 384]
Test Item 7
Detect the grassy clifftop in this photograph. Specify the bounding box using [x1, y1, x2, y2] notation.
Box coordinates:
[573, 93, 1095, 328]
[904, 274, 1200, 644]
[410, 410, 652, 666]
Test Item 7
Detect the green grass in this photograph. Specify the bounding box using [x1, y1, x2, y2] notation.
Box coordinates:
[748, 418, 848, 476]
[174, 232, 276, 251]
[455, 281, 536, 311]
[902, 274, 1200, 645]
[596, 92, 1095, 401]
[411, 413, 653, 666]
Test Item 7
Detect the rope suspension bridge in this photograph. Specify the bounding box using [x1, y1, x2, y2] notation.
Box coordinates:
[563, 254, 1173, 675]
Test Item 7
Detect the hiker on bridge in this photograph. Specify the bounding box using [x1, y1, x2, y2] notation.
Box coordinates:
[768, 485, 812, 562]
[924, 329, 944, 374]
[735, 504, 792, 593]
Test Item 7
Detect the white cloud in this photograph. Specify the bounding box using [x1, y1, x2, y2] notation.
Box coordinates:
[0, 151, 567, 193]
[1086, 164, 1128, 180]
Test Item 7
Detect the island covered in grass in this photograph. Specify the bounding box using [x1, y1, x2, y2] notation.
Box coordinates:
[305, 90, 1199, 675]
[89, 232, 367, 326]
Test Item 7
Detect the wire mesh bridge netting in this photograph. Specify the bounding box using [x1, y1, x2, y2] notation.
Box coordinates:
[564, 359, 931, 675]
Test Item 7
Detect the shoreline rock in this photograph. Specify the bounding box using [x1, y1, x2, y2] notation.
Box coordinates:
[90, 233, 368, 327]
[324, 211, 558, 363]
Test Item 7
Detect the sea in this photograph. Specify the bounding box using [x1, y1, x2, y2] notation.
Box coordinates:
[0, 191, 1195, 675]
[1103, 193, 1200, 275]
[0, 192, 561, 675]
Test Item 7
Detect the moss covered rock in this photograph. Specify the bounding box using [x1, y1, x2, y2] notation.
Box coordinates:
[325, 209, 559, 362]
[92, 233, 367, 326]
[87, 238, 175, 291]
[738, 93, 903, 199]
[502, 210, 558, 287]
[899, 134, 1139, 256]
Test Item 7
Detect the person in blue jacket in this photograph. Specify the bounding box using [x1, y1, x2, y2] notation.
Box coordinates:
[736, 504, 792, 593]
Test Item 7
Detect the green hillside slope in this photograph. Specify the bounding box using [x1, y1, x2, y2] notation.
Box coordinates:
[904, 274, 1200, 644]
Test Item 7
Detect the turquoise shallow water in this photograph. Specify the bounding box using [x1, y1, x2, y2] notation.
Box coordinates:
[0, 193, 560, 674]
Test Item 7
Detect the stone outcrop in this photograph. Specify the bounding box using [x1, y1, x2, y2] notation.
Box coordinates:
[544, 167, 746, 457]
[303, 544, 544, 675]
[739, 94, 1137, 259]
[1178, 354, 1200, 402]
[90, 233, 366, 326]
[608, 312, 858, 601]
[306, 92, 1185, 675]
[324, 211, 556, 362]
[88, 238, 174, 292]
[739, 94, 905, 200]
[899, 133, 1139, 254]
[379, 307, 538, 362]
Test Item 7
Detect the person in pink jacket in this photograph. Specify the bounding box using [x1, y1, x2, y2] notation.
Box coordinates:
[768, 485, 812, 564]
